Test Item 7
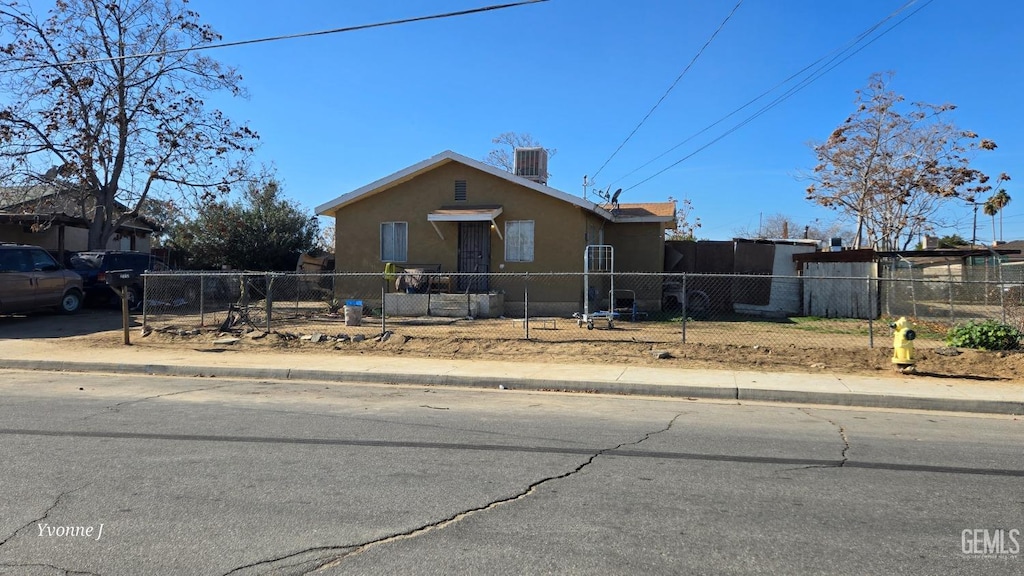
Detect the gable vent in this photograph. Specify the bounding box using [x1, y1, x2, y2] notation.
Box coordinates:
[514, 147, 548, 185]
[454, 180, 467, 202]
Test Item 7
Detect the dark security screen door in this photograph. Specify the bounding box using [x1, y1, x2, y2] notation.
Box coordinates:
[457, 221, 490, 292]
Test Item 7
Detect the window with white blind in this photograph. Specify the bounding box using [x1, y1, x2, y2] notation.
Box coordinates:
[380, 221, 408, 262]
[504, 220, 534, 262]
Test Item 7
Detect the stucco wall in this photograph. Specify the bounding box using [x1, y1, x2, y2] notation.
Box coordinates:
[603, 221, 665, 272]
[331, 161, 597, 307]
[601, 221, 665, 308]
[332, 161, 593, 273]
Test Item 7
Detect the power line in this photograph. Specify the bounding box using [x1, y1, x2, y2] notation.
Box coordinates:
[609, 0, 921, 188]
[589, 0, 744, 183]
[621, 0, 932, 193]
[0, 0, 550, 73]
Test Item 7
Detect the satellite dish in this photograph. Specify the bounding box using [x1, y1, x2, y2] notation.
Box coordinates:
[610, 188, 622, 205]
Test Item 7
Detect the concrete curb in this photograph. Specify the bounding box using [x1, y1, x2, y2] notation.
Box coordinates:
[737, 388, 1024, 416]
[2, 359, 1021, 415]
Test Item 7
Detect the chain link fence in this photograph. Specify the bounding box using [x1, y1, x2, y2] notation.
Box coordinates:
[141, 270, 1024, 350]
[880, 260, 1024, 330]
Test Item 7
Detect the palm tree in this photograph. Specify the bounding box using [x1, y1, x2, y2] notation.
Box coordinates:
[983, 199, 999, 245]
[992, 190, 1011, 241]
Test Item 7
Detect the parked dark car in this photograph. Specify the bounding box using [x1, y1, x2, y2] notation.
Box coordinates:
[0, 243, 84, 314]
[69, 251, 167, 310]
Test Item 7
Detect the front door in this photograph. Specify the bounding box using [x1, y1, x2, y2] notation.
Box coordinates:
[457, 222, 490, 292]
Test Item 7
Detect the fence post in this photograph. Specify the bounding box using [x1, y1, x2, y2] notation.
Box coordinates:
[681, 273, 687, 344]
[866, 275, 874, 349]
[524, 272, 530, 340]
[199, 275, 205, 327]
[142, 274, 148, 330]
[884, 260, 892, 317]
[381, 275, 387, 336]
[997, 262, 1007, 325]
[946, 261, 955, 324]
[265, 273, 274, 333]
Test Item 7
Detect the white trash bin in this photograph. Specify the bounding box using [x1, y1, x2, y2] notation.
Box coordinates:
[343, 302, 363, 326]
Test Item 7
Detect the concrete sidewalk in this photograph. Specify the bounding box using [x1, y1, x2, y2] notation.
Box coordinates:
[0, 338, 1021, 415]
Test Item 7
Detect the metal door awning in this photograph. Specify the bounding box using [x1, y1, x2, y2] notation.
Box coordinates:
[427, 207, 503, 240]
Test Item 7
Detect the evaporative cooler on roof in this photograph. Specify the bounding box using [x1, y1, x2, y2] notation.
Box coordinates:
[514, 147, 548, 185]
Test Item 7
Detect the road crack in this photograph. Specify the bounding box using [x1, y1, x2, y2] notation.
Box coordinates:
[0, 484, 90, 550]
[221, 413, 684, 576]
[784, 408, 850, 471]
[0, 562, 100, 575]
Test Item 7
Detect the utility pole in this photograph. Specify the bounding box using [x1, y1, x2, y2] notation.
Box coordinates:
[582, 175, 589, 201]
[970, 201, 984, 248]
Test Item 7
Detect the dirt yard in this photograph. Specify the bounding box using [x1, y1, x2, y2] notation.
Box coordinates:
[55, 314, 1024, 383]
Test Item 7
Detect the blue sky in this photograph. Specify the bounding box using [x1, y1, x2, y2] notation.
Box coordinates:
[194, 0, 1024, 244]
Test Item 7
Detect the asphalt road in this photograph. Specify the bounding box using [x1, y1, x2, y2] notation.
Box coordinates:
[0, 370, 1020, 575]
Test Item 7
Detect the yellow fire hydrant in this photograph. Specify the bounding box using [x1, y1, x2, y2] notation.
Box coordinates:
[890, 316, 917, 371]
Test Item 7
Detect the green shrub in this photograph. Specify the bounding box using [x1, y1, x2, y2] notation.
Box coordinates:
[945, 320, 1023, 351]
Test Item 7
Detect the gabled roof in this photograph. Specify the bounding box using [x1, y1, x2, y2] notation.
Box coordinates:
[316, 150, 675, 225]
[0, 182, 80, 211]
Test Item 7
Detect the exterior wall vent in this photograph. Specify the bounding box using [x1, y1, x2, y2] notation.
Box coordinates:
[454, 180, 467, 202]
[514, 147, 548, 185]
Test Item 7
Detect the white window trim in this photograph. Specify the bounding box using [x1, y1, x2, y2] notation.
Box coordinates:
[504, 220, 535, 263]
[380, 221, 408, 263]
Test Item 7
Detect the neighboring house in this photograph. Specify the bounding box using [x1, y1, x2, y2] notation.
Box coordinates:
[0, 181, 157, 260]
[315, 150, 676, 315]
[994, 240, 1024, 264]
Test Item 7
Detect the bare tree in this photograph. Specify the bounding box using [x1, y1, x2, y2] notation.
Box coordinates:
[0, 0, 258, 249]
[805, 72, 1003, 250]
[665, 196, 701, 240]
[733, 213, 853, 245]
[317, 223, 336, 254]
[483, 132, 556, 173]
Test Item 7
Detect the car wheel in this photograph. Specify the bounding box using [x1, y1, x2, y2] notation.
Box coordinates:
[59, 289, 83, 314]
[685, 290, 711, 320]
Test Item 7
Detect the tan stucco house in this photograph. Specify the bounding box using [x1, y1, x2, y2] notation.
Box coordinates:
[315, 150, 675, 316]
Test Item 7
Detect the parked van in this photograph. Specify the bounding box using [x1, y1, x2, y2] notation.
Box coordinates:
[0, 243, 84, 314]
